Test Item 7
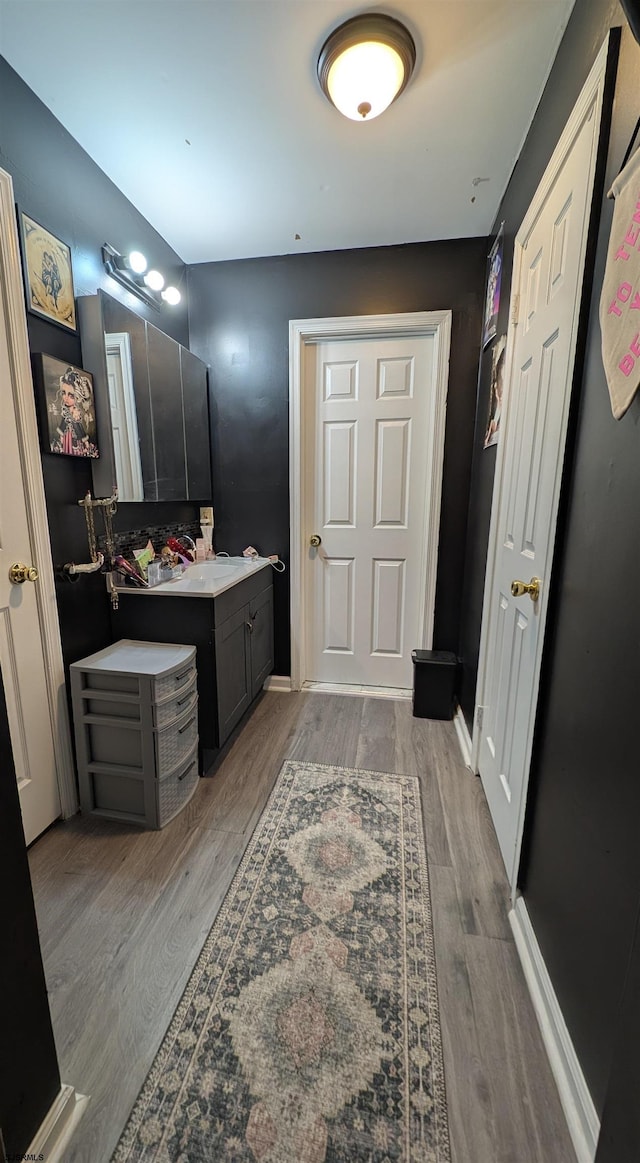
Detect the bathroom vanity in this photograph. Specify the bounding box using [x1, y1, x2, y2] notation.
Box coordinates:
[111, 558, 274, 772]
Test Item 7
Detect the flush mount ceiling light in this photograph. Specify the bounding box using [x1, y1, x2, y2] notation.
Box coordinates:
[317, 12, 416, 122]
[102, 243, 181, 309]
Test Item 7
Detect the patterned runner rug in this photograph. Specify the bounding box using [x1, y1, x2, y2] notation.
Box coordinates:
[112, 760, 451, 1162]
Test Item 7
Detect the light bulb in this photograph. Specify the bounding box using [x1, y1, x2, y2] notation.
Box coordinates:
[327, 41, 405, 121]
[161, 286, 181, 306]
[144, 269, 165, 292]
[128, 250, 147, 274]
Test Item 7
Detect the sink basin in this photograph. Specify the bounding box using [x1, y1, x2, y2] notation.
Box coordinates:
[182, 562, 238, 581]
[116, 554, 269, 598]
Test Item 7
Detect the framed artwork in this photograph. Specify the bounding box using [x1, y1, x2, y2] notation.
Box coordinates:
[482, 225, 503, 349]
[484, 335, 507, 449]
[17, 209, 77, 332]
[33, 354, 99, 458]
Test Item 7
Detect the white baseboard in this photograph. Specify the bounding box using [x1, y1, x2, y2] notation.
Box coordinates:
[263, 675, 293, 692]
[453, 703, 473, 769]
[27, 1083, 90, 1162]
[510, 897, 599, 1163]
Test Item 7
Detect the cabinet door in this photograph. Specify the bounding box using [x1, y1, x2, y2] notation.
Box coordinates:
[146, 324, 186, 500]
[214, 607, 251, 744]
[180, 348, 212, 500]
[249, 585, 274, 699]
[102, 296, 157, 500]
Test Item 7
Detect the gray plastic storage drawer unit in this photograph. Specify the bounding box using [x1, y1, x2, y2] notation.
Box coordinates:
[70, 639, 199, 829]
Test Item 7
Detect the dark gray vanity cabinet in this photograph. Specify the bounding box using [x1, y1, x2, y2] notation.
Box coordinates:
[214, 573, 275, 742]
[78, 291, 212, 502]
[111, 568, 274, 771]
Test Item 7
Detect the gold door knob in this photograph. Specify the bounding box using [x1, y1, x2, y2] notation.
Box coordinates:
[309, 534, 322, 547]
[511, 576, 540, 602]
[9, 562, 39, 585]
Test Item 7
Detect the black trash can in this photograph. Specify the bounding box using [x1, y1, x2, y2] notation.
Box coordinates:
[411, 649, 458, 719]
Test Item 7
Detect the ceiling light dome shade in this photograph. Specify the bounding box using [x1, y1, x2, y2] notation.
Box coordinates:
[318, 13, 416, 121]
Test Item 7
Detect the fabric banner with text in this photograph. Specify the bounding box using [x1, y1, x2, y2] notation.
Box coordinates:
[600, 145, 640, 419]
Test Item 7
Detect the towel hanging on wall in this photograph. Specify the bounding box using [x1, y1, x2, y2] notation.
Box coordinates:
[599, 142, 640, 419]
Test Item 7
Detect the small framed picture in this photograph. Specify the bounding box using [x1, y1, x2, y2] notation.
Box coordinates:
[482, 225, 503, 349]
[33, 354, 99, 458]
[17, 209, 77, 332]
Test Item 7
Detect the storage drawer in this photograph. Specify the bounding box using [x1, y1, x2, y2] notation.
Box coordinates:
[157, 745, 199, 827]
[153, 672, 197, 726]
[85, 694, 141, 720]
[155, 698, 198, 776]
[90, 769, 145, 817]
[84, 670, 140, 694]
[154, 657, 196, 702]
[87, 720, 144, 768]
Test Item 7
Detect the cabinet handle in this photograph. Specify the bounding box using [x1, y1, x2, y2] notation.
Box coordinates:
[251, 611, 258, 620]
[174, 667, 193, 685]
[176, 693, 192, 708]
[178, 759, 196, 781]
[246, 621, 254, 633]
[178, 715, 196, 734]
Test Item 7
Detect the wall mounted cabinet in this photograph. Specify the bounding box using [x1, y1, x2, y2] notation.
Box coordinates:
[78, 291, 212, 502]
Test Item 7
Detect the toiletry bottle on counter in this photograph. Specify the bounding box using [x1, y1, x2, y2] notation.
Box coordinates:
[201, 523, 214, 558]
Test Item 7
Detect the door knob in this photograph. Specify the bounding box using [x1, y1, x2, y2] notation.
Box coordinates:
[309, 534, 322, 548]
[9, 562, 39, 585]
[511, 576, 540, 602]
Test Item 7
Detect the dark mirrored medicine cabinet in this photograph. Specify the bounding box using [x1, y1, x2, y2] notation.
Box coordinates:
[78, 291, 212, 502]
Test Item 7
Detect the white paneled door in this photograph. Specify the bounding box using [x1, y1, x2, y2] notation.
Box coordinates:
[0, 168, 70, 844]
[304, 333, 437, 689]
[476, 46, 608, 886]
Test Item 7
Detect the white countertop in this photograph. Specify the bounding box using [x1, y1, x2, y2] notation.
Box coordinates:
[114, 556, 271, 599]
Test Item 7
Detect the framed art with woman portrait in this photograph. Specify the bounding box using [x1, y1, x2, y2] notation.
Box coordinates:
[33, 354, 99, 458]
[18, 210, 77, 332]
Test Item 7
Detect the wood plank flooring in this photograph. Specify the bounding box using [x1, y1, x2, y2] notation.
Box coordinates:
[28, 692, 576, 1163]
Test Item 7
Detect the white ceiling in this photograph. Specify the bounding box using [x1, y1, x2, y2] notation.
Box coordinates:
[0, 0, 575, 264]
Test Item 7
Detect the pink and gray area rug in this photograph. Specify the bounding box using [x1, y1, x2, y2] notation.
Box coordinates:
[112, 760, 451, 1162]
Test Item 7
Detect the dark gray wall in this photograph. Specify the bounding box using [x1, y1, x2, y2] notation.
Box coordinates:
[0, 665, 60, 1155]
[0, 57, 195, 670]
[188, 241, 486, 674]
[458, 0, 640, 1121]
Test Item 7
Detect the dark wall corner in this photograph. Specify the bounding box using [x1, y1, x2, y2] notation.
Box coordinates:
[0, 665, 60, 1155]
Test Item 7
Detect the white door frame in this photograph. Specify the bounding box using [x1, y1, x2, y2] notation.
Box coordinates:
[471, 38, 610, 890]
[289, 310, 452, 692]
[0, 167, 77, 820]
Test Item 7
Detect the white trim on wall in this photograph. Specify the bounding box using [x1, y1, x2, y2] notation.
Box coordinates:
[289, 310, 452, 692]
[26, 1084, 90, 1163]
[263, 675, 293, 693]
[510, 897, 600, 1163]
[0, 168, 77, 818]
[453, 703, 473, 769]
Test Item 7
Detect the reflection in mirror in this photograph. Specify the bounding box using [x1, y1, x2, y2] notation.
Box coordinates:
[105, 331, 144, 501]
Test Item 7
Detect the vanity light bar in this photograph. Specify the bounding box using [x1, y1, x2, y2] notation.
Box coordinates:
[102, 244, 181, 309]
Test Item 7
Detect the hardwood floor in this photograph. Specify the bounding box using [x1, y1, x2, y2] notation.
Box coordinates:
[28, 692, 576, 1162]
